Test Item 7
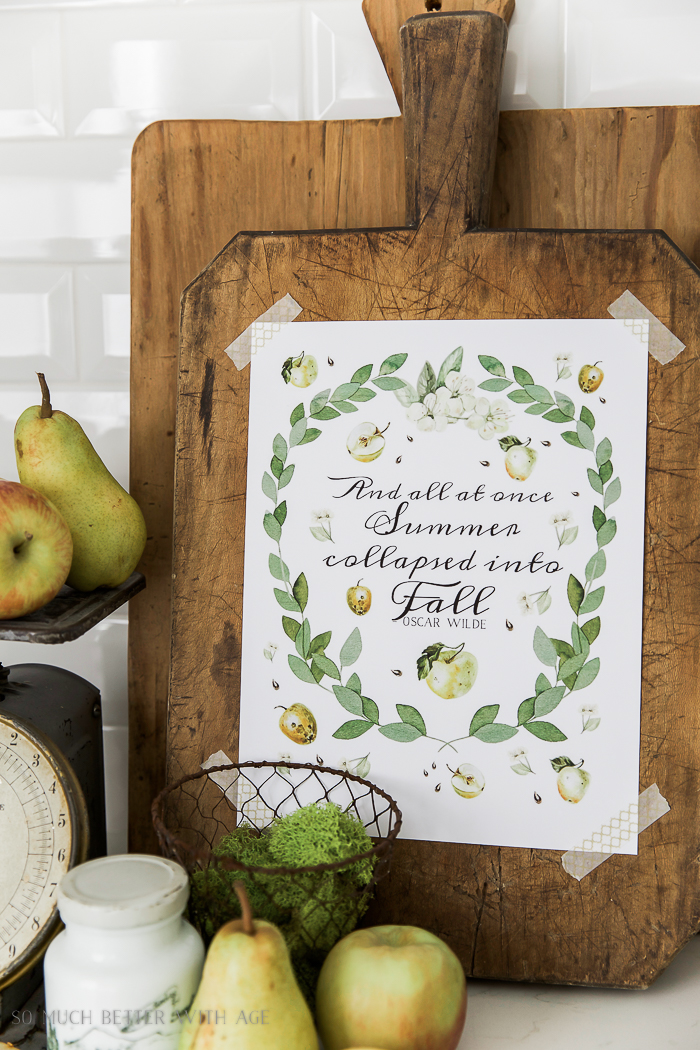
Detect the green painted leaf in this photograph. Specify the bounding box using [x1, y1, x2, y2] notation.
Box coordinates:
[282, 616, 300, 641]
[340, 627, 362, 667]
[580, 405, 595, 430]
[272, 433, 288, 462]
[518, 697, 536, 725]
[330, 383, 360, 402]
[349, 387, 376, 402]
[292, 573, 308, 613]
[555, 391, 575, 417]
[312, 653, 340, 680]
[311, 405, 340, 421]
[473, 723, 518, 743]
[362, 696, 380, 723]
[571, 623, 590, 659]
[333, 401, 358, 413]
[579, 587, 604, 614]
[270, 455, 283, 479]
[525, 402, 549, 415]
[269, 554, 289, 582]
[295, 619, 311, 659]
[333, 720, 373, 740]
[417, 361, 437, 397]
[585, 550, 607, 582]
[523, 721, 567, 742]
[537, 589, 553, 613]
[543, 408, 572, 423]
[379, 723, 423, 742]
[299, 427, 321, 445]
[508, 389, 535, 404]
[597, 519, 617, 547]
[278, 464, 295, 489]
[582, 616, 601, 644]
[290, 403, 305, 426]
[274, 501, 287, 526]
[535, 673, 551, 694]
[263, 512, 281, 542]
[478, 377, 512, 392]
[604, 477, 621, 510]
[533, 626, 558, 667]
[274, 588, 300, 613]
[599, 459, 613, 485]
[346, 673, 362, 694]
[562, 431, 585, 449]
[351, 364, 372, 385]
[478, 354, 506, 377]
[289, 417, 308, 446]
[592, 505, 606, 531]
[567, 574, 585, 614]
[309, 631, 331, 655]
[558, 652, 587, 679]
[310, 526, 331, 542]
[587, 468, 603, 494]
[552, 638, 575, 660]
[577, 421, 595, 450]
[333, 685, 364, 716]
[560, 526, 578, 546]
[512, 365, 534, 386]
[596, 437, 612, 466]
[309, 389, 331, 415]
[310, 660, 325, 684]
[372, 376, 405, 391]
[573, 658, 600, 691]
[288, 654, 317, 685]
[523, 385, 555, 405]
[469, 704, 499, 736]
[436, 346, 463, 387]
[394, 382, 420, 407]
[396, 704, 427, 735]
[379, 352, 408, 376]
[534, 685, 566, 717]
[262, 472, 277, 503]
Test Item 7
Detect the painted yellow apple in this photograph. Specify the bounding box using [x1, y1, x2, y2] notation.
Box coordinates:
[315, 925, 467, 1050]
[281, 352, 318, 388]
[552, 755, 590, 802]
[449, 763, 485, 799]
[417, 643, 478, 699]
[346, 423, 388, 463]
[578, 362, 604, 393]
[277, 703, 317, 744]
[347, 580, 372, 615]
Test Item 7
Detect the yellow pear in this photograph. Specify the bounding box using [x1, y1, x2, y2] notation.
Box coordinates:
[14, 374, 146, 591]
[179, 883, 316, 1050]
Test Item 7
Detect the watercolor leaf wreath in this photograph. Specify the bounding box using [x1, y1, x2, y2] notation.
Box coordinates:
[263, 347, 620, 748]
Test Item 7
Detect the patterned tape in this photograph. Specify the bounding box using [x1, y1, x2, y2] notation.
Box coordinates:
[202, 750, 276, 829]
[222, 293, 303, 370]
[608, 290, 685, 364]
[561, 783, 670, 881]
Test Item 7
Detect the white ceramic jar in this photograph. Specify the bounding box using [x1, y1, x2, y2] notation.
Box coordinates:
[44, 854, 205, 1050]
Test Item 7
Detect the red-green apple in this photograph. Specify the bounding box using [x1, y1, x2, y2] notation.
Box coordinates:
[0, 480, 73, 619]
[315, 925, 467, 1050]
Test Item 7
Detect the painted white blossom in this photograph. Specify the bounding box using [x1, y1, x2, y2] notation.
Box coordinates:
[277, 752, 292, 774]
[554, 351, 573, 364]
[263, 642, 278, 661]
[550, 510, 574, 527]
[579, 704, 598, 716]
[338, 754, 371, 778]
[517, 591, 536, 615]
[466, 397, 511, 440]
[509, 747, 528, 762]
[407, 392, 448, 432]
[311, 509, 333, 524]
[445, 371, 476, 397]
[433, 386, 468, 420]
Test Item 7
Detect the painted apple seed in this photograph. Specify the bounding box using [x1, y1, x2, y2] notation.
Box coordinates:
[328, 357, 334, 366]
[506, 620, 513, 631]
[424, 770, 429, 777]
[534, 792, 542, 804]
[432, 762, 437, 770]
[396, 456, 402, 464]
[541, 440, 551, 447]
[435, 784, 441, 792]
[392, 669, 402, 676]
[600, 397, 606, 403]
[272, 680, 280, 690]
[572, 491, 579, 497]
[480, 460, 490, 467]
[316, 754, 324, 765]
[407, 434, 413, 442]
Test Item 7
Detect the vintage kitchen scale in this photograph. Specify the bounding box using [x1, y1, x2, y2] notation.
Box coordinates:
[0, 573, 144, 1023]
[168, 11, 700, 988]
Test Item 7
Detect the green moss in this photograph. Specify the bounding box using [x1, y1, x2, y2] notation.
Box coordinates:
[188, 802, 376, 1006]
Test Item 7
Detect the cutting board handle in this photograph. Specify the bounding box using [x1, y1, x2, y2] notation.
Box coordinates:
[401, 11, 507, 232]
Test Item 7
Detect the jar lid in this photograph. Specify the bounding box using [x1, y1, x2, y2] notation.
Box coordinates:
[57, 854, 189, 929]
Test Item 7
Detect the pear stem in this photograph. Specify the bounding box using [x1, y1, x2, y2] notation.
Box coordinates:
[37, 373, 53, 419]
[233, 881, 255, 936]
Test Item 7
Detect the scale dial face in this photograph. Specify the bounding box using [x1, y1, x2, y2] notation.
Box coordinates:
[0, 712, 87, 989]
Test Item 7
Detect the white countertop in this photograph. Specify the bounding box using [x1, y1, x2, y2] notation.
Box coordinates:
[459, 932, 700, 1048]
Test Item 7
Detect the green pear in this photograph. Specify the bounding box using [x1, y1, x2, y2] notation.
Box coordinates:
[14, 374, 146, 591]
[179, 883, 316, 1050]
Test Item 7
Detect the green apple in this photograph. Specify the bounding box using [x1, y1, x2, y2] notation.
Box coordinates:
[498, 435, 537, 481]
[0, 480, 73, 619]
[315, 925, 467, 1050]
[448, 763, 485, 799]
[281, 352, 318, 388]
[578, 361, 604, 393]
[277, 702, 317, 745]
[417, 642, 477, 699]
[346, 422, 388, 463]
[552, 756, 590, 802]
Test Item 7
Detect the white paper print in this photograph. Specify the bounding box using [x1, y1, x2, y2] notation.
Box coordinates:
[239, 319, 647, 852]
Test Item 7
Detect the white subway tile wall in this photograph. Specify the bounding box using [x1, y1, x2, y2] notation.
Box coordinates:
[0, 0, 697, 853]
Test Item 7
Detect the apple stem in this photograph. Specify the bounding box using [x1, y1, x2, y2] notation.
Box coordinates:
[379, 423, 391, 435]
[37, 373, 53, 419]
[233, 881, 255, 936]
[444, 641, 465, 664]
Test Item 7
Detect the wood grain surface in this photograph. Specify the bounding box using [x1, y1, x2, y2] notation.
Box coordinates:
[169, 11, 700, 986]
[130, 22, 700, 858]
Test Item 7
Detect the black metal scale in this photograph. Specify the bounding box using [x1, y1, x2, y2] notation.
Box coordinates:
[0, 572, 145, 1025]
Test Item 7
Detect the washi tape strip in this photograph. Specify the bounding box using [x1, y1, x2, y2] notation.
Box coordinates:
[223, 293, 303, 370]
[608, 290, 685, 364]
[202, 750, 276, 829]
[561, 783, 670, 881]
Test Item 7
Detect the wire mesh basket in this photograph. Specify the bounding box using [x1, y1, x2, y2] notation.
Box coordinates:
[151, 760, 402, 1004]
